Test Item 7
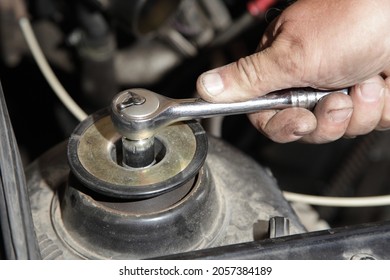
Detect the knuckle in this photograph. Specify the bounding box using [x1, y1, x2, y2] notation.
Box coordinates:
[234, 56, 264, 90]
[233, 31, 307, 91]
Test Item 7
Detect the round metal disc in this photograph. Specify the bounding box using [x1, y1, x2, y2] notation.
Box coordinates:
[67, 109, 207, 199]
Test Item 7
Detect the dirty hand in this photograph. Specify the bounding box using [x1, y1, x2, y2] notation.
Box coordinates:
[196, 0, 390, 143]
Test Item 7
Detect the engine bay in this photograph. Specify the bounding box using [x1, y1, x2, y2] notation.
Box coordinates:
[0, 0, 390, 260]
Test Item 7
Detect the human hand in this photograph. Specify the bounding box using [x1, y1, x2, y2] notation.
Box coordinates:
[196, 0, 390, 143]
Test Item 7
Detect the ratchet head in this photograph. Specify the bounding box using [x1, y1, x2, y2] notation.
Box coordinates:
[111, 88, 175, 140]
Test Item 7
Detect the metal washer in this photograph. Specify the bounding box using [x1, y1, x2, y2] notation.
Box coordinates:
[67, 108, 208, 199]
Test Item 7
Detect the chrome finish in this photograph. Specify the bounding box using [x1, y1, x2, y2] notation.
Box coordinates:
[121, 137, 155, 168]
[117, 91, 146, 110]
[111, 88, 348, 140]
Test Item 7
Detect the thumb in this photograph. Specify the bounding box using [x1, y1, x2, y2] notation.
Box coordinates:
[196, 46, 304, 102]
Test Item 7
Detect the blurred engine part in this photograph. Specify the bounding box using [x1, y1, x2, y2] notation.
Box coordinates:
[0, 0, 26, 67]
[106, 0, 231, 52]
[109, 0, 235, 88]
[0, 0, 237, 109]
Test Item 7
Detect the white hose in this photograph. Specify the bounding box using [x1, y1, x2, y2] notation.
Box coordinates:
[283, 191, 390, 207]
[19, 17, 87, 122]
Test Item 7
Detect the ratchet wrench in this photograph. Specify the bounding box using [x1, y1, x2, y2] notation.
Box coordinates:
[111, 87, 349, 141]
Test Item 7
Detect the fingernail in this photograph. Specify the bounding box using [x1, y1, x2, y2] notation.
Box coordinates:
[292, 124, 313, 136]
[293, 130, 311, 136]
[359, 82, 384, 102]
[201, 72, 224, 96]
[328, 108, 352, 123]
[328, 108, 352, 122]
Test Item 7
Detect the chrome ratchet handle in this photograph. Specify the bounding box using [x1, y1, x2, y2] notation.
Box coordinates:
[169, 88, 349, 120]
[111, 88, 349, 140]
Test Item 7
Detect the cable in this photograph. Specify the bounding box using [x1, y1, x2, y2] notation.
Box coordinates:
[283, 191, 390, 207]
[19, 17, 88, 122]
